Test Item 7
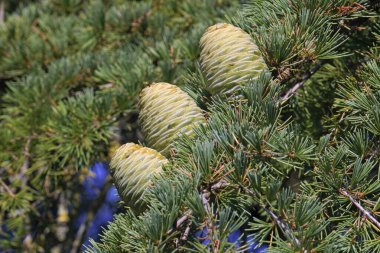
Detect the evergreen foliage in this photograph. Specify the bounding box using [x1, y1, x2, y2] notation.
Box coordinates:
[1, 0, 380, 252]
[85, 1, 380, 252]
[0, 0, 237, 252]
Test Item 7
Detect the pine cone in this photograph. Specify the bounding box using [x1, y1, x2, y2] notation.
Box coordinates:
[110, 143, 168, 211]
[139, 82, 206, 155]
[199, 23, 267, 95]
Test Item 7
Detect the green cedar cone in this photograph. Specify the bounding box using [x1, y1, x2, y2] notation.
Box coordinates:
[199, 23, 267, 95]
[139, 82, 206, 155]
[110, 143, 168, 212]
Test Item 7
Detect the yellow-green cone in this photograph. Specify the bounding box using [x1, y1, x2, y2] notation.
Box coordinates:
[139, 82, 206, 155]
[199, 23, 267, 95]
[110, 143, 168, 211]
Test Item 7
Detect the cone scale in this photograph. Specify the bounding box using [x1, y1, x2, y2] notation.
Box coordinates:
[110, 143, 168, 212]
[199, 23, 267, 95]
[139, 82, 206, 155]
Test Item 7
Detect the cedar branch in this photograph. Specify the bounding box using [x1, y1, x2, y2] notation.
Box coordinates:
[70, 176, 112, 253]
[0, 178, 15, 197]
[340, 189, 380, 230]
[0, 1, 4, 23]
[281, 60, 326, 103]
[263, 206, 303, 250]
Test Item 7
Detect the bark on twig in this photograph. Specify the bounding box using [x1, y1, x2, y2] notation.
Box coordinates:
[0, 178, 15, 197]
[0, 1, 4, 24]
[69, 177, 112, 253]
[176, 211, 191, 228]
[281, 60, 326, 102]
[167, 210, 192, 235]
[201, 189, 211, 213]
[70, 223, 86, 253]
[56, 194, 70, 242]
[211, 179, 229, 192]
[263, 206, 302, 248]
[180, 221, 192, 241]
[340, 189, 380, 230]
[244, 188, 304, 251]
[172, 181, 231, 246]
[19, 137, 32, 186]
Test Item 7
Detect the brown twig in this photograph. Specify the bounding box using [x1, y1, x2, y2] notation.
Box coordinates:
[281, 60, 326, 103]
[18, 137, 32, 186]
[243, 188, 303, 251]
[56, 194, 70, 248]
[263, 206, 302, 249]
[9, 136, 34, 253]
[167, 210, 192, 235]
[180, 221, 192, 241]
[171, 180, 231, 245]
[69, 176, 113, 253]
[0, 178, 15, 197]
[201, 189, 211, 214]
[340, 189, 380, 230]
[0, 1, 4, 24]
[31, 24, 59, 56]
[176, 212, 191, 228]
[70, 223, 86, 253]
[211, 179, 229, 193]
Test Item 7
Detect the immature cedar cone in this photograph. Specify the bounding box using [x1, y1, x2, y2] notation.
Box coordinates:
[139, 82, 206, 155]
[199, 23, 267, 95]
[110, 143, 168, 211]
